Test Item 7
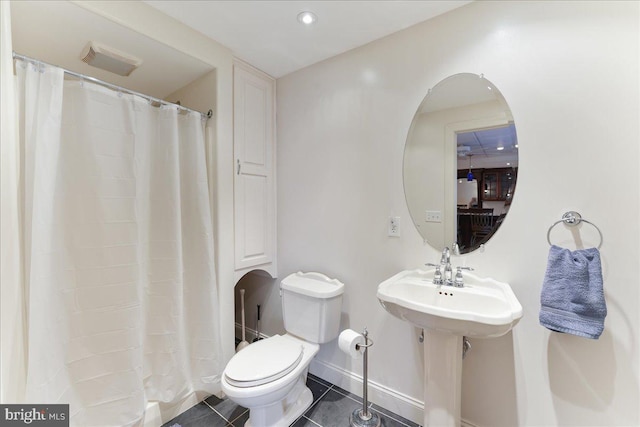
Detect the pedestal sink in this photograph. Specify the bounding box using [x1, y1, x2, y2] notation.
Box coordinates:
[377, 268, 522, 427]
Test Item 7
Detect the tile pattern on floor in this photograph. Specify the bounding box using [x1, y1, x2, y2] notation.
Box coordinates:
[161, 373, 421, 427]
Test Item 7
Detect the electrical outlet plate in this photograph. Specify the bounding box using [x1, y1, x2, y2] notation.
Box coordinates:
[388, 216, 400, 237]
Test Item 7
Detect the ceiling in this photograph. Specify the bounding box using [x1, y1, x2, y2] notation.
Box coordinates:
[143, 1, 472, 78]
[457, 125, 519, 170]
[10, 1, 471, 99]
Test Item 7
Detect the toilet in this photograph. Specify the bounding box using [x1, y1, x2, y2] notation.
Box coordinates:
[221, 272, 344, 427]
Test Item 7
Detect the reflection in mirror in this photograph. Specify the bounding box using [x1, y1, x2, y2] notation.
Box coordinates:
[403, 73, 518, 254]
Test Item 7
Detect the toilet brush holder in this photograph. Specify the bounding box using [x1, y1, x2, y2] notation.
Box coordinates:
[349, 328, 381, 427]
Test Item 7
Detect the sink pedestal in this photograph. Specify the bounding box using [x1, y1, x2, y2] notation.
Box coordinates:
[424, 329, 463, 427]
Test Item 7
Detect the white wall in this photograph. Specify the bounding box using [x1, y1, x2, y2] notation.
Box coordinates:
[275, 1, 639, 426]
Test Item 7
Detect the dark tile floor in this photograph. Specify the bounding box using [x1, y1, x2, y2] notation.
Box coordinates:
[161, 373, 420, 427]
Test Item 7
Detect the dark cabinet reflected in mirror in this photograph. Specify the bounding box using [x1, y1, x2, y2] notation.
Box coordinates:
[403, 74, 518, 254]
[455, 124, 517, 251]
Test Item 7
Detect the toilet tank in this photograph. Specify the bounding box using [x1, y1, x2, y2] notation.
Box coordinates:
[280, 272, 344, 344]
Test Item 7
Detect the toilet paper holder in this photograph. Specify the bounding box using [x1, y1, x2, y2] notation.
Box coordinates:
[355, 330, 374, 351]
[350, 328, 381, 427]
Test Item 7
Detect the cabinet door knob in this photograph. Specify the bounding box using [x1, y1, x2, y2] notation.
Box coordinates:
[237, 159, 241, 175]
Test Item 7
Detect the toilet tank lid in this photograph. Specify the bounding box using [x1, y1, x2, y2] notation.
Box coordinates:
[280, 272, 345, 299]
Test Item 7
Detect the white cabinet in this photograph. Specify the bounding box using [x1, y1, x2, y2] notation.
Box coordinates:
[233, 60, 276, 279]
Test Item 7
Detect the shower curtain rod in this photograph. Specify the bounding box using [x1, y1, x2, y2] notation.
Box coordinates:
[13, 52, 213, 120]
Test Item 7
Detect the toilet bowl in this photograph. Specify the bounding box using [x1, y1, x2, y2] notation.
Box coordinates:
[222, 272, 344, 427]
[221, 334, 318, 426]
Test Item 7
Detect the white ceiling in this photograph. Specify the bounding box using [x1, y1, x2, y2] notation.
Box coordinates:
[10, 1, 471, 99]
[457, 125, 519, 169]
[143, 1, 472, 78]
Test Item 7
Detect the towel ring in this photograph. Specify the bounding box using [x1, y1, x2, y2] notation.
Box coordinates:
[547, 211, 603, 249]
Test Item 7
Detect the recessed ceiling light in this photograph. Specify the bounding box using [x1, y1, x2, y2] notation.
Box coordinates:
[297, 11, 317, 25]
[497, 146, 505, 151]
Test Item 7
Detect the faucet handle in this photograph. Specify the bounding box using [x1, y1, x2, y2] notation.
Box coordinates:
[433, 266, 443, 285]
[424, 263, 443, 285]
[454, 266, 474, 287]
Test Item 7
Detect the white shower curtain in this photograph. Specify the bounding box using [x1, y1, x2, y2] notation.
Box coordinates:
[12, 58, 222, 426]
[1, 0, 26, 404]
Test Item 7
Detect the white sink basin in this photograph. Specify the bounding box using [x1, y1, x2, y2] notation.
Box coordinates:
[377, 268, 522, 338]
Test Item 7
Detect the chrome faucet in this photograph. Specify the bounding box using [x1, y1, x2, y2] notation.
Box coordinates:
[440, 247, 450, 265]
[441, 247, 453, 286]
[427, 246, 474, 287]
[426, 246, 459, 286]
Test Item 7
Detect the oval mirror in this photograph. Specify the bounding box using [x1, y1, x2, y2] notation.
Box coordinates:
[403, 73, 518, 254]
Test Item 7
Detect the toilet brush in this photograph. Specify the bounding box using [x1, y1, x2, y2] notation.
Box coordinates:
[253, 304, 263, 342]
[236, 289, 249, 352]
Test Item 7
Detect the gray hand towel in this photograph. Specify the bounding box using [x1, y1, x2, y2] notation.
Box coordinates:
[539, 245, 606, 339]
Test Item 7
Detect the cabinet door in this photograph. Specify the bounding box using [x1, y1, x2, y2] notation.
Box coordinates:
[234, 62, 275, 271]
[499, 171, 515, 200]
[483, 173, 498, 200]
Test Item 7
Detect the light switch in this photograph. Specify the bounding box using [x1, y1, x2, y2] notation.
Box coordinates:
[426, 211, 442, 223]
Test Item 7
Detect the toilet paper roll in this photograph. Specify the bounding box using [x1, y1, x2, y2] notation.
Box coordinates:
[339, 329, 365, 359]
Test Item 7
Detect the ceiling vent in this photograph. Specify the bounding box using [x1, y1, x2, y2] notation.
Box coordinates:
[80, 42, 142, 77]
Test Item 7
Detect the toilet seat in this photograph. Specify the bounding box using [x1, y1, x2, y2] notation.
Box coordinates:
[224, 335, 304, 388]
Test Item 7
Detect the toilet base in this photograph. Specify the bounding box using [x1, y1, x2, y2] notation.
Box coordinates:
[245, 375, 313, 427]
